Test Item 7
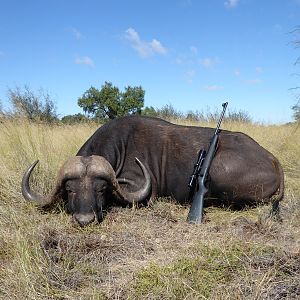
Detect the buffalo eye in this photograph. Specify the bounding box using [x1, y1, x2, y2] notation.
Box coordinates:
[96, 189, 105, 195]
[65, 180, 77, 195]
[94, 180, 108, 195]
[95, 186, 106, 195]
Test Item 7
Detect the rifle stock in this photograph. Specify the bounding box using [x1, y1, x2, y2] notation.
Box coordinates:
[187, 177, 208, 223]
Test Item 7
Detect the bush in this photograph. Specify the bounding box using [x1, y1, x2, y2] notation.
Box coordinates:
[141, 106, 159, 117]
[292, 100, 300, 121]
[226, 109, 252, 123]
[186, 110, 206, 122]
[61, 113, 90, 124]
[157, 104, 183, 120]
[141, 104, 253, 124]
[8, 85, 58, 123]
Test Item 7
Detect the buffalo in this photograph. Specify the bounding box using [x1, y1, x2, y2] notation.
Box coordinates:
[22, 116, 284, 226]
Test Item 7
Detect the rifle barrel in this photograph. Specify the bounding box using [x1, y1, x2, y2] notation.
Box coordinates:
[214, 102, 228, 135]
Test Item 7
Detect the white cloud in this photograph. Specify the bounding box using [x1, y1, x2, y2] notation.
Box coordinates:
[245, 79, 263, 85]
[68, 27, 84, 40]
[204, 85, 224, 91]
[149, 39, 167, 55]
[255, 67, 263, 73]
[75, 56, 95, 68]
[182, 0, 192, 6]
[224, 0, 239, 8]
[185, 69, 196, 83]
[190, 46, 198, 55]
[234, 68, 240, 76]
[124, 27, 168, 58]
[199, 57, 219, 68]
[175, 57, 184, 65]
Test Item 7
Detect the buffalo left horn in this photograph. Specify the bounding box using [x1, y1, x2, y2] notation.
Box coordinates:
[21, 160, 58, 207]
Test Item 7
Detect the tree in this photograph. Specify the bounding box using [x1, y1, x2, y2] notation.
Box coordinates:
[292, 100, 300, 121]
[61, 113, 90, 124]
[121, 85, 144, 116]
[78, 82, 145, 120]
[8, 85, 57, 122]
[291, 26, 300, 121]
[142, 106, 159, 117]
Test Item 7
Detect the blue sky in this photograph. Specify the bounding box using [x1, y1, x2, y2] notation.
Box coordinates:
[0, 0, 300, 123]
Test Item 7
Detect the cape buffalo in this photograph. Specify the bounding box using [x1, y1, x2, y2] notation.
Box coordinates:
[22, 116, 284, 226]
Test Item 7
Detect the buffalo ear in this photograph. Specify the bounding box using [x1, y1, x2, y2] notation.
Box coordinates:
[42, 177, 71, 210]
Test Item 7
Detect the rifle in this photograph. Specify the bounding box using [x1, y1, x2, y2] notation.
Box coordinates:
[187, 102, 228, 223]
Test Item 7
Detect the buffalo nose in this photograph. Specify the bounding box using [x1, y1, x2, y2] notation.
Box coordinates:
[74, 213, 95, 227]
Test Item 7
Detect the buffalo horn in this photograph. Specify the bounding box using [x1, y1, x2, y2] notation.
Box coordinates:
[21, 160, 56, 207]
[114, 157, 151, 204]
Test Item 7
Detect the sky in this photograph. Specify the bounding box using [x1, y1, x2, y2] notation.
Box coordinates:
[1, 0, 300, 124]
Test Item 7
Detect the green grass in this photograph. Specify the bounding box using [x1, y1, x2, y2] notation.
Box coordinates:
[0, 118, 299, 299]
[130, 242, 283, 299]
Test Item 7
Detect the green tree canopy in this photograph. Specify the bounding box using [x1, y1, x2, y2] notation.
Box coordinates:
[78, 82, 145, 119]
[142, 106, 159, 117]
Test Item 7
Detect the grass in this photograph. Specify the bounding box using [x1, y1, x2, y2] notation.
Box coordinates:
[0, 118, 299, 299]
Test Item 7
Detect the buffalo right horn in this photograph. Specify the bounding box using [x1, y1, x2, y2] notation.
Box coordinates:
[114, 157, 152, 204]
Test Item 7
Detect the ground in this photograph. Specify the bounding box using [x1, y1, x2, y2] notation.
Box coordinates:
[0, 119, 299, 299]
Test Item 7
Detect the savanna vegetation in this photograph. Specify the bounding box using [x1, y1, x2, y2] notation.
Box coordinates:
[0, 84, 255, 124]
[0, 116, 299, 299]
[1, 24, 300, 300]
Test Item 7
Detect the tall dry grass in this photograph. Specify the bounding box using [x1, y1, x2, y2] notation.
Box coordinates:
[0, 118, 299, 299]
